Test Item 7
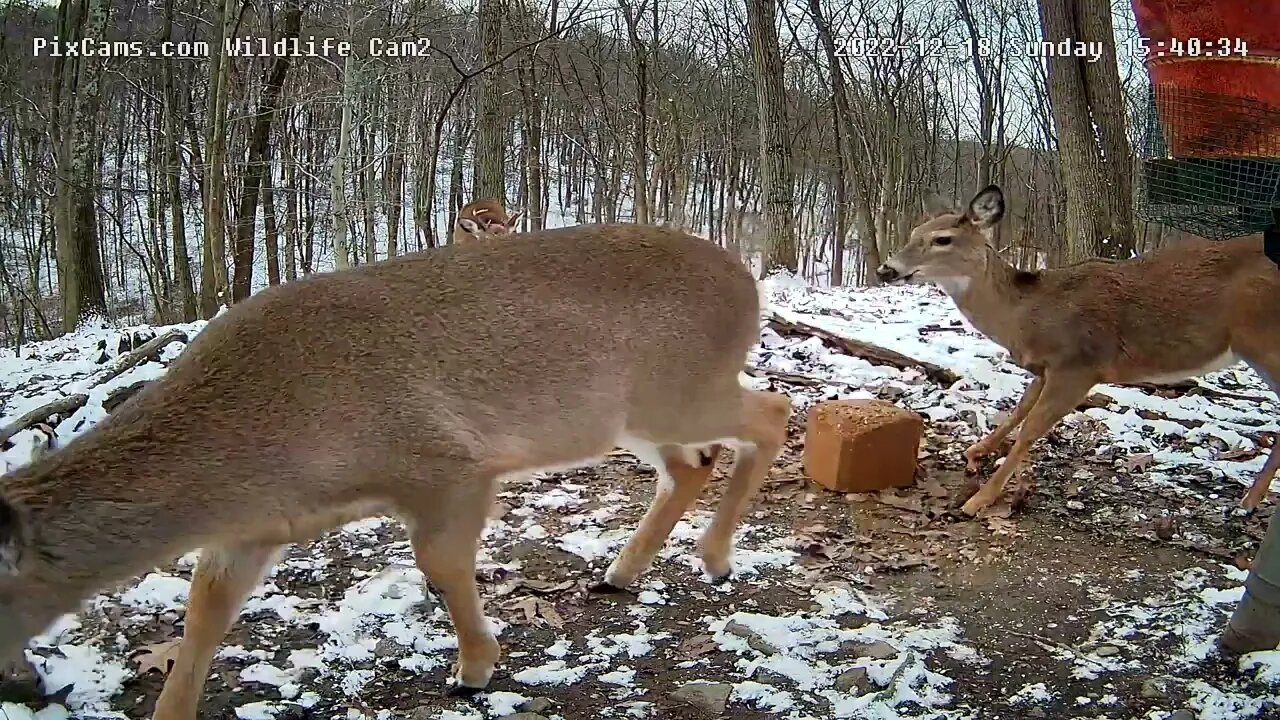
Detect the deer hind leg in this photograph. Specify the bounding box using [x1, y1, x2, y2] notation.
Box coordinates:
[698, 389, 790, 580]
[964, 377, 1044, 472]
[599, 388, 790, 589]
[961, 369, 1095, 517]
[597, 443, 724, 591]
[153, 543, 282, 720]
[397, 476, 501, 696]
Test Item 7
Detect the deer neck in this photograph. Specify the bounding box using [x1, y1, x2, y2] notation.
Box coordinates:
[1, 416, 196, 599]
[944, 254, 1028, 341]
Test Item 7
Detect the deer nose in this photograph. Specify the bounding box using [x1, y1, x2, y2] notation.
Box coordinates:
[876, 264, 899, 282]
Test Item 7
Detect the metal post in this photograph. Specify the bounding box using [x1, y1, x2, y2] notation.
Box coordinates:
[1223, 504, 1280, 652]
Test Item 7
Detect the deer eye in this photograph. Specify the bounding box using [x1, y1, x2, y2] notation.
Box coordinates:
[933, 236, 952, 246]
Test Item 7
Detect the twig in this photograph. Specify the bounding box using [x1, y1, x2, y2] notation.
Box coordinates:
[742, 365, 853, 388]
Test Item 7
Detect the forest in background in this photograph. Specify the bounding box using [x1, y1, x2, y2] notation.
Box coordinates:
[0, 0, 1186, 344]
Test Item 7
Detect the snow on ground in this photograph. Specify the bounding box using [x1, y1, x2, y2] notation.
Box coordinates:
[0, 277, 1278, 718]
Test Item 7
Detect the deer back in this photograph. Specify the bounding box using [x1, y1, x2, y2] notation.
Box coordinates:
[0, 223, 762, 656]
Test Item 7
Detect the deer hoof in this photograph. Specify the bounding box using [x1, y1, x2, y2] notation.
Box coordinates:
[446, 683, 484, 698]
[589, 580, 625, 594]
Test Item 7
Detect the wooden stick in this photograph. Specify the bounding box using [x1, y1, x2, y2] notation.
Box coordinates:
[765, 312, 959, 385]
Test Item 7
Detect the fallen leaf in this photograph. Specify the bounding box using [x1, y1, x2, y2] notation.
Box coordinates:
[678, 634, 719, 658]
[520, 578, 576, 595]
[877, 491, 924, 514]
[919, 479, 949, 499]
[133, 639, 182, 676]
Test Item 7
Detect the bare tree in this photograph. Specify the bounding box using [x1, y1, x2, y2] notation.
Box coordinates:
[746, 0, 796, 273]
[1038, 0, 1135, 260]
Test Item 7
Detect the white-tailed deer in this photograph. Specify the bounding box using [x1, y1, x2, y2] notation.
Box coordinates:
[453, 198, 522, 244]
[877, 185, 1280, 517]
[0, 224, 791, 718]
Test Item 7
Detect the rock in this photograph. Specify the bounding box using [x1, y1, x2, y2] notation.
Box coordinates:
[834, 667, 874, 695]
[1066, 500, 1086, 511]
[1027, 708, 1046, 718]
[498, 714, 548, 720]
[1094, 645, 1121, 657]
[275, 706, 309, 720]
[1140, 678, 1167, 699]
[518, 698, 554, 714]
[844, 640, 899, 660]
[374, 638, 403, 658]
[724, 620, 780, 655]
[670, 682, 733, 715]
[803, 400, 924, 493]
[1170, 711, 1195, 720]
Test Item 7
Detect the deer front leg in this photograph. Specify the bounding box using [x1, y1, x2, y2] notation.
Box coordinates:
[961, 370, 1095, 517]
[154, 544, 281, 720]
[403, 484, 500, 696]
[964, 377, 1044, 473]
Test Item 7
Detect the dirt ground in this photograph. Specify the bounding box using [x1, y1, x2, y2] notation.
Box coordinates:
[35, 395, 1268, 720]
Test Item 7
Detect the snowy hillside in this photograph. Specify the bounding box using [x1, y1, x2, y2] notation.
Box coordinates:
[0, 278, 1278, 720]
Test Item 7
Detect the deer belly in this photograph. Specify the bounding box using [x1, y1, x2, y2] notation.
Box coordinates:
[1126, 350, 1240, 385]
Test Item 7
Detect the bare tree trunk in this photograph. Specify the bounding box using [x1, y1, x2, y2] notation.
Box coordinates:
[63, 0, 111, 329]
[518, 60, 545, 229]
[746, 0, 795, 274]
[200, 0, 238, 317]
[474, 0, 506, 201]
[619, 0, 651, 224]
[385, 103, 403, 258]
[331, 4, 358, 270]
[231, 0, 300, 301]
[1038, 0, 1134, 260]
[283, 113, 299, 281]
[162, 0, 196, 321]
[263, 168, 281, 286]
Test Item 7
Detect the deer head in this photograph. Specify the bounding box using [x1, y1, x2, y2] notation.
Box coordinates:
[876, 185, 1005, 288]
[453, 199, 523, 244]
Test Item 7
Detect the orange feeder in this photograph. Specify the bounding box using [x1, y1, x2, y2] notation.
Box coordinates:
[1132, 0, 1280, 158]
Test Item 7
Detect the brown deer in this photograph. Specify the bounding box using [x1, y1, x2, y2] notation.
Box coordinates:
[876, 185, 1280, 517]
[452, 198, 522, 244]
[0, 224, 791, 718]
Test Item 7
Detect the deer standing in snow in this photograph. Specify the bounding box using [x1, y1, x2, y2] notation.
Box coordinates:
[452, 198, 522, 244]
[0, 224, 791, 718]
[876, 184, 1280, 517]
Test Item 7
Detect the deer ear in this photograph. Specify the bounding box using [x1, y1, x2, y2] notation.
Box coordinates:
[0, 498, 21, 576]
[505, 211, 523, 229]
[965, 185, 1005, 229]
[457, 218, 481, 235]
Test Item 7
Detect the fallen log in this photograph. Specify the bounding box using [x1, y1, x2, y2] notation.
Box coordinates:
[89, 328, 188, 388]
[1112, 380, 1268, 405]
[0, 394, 88, 446]
[765, 312, 959, 386]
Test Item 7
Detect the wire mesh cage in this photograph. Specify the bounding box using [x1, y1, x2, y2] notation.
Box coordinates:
[1136, 83, 1280, 240]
